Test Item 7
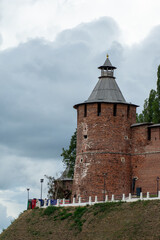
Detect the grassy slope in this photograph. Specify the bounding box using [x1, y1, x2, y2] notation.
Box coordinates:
[1, 200, 160, 240]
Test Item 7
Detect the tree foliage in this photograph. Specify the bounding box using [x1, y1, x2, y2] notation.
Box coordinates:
[45, 130, 77, 199]
[44, 175, 55, 199]
[44, 175, 72, 199]
[61, 130, 77, 178]
[137, 65, 160, 123]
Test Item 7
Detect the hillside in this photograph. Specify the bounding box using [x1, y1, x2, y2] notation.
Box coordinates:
[1, 200, 160, 240]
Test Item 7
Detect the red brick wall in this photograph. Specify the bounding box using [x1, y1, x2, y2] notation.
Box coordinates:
[73, 153, 132, 201]
[73, 101, 160, 199]
[72, 102, 137, 201]
[131, 125, 160, 194]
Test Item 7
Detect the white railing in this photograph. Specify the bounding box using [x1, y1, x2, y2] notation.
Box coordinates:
[35, 191, 160, 208]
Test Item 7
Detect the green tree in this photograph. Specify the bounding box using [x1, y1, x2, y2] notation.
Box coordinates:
[137, 65, 160, 123]
[45, 174, 71, 199]
[143, 89, 156, 122]
[44, 175, 55, 199]
[157, 65, 160, 98]
[45, 131, 77, 198]
[61, 130, 77, 178]
[153, 65, 160, 123]
[136, 113, 144, 123]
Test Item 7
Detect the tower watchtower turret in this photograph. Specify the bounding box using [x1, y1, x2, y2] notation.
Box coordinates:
[98, 54, 116, 78]
[72, 56, 138, 201]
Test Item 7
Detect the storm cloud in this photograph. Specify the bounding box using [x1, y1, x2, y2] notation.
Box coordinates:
[0, 17, 121, 161]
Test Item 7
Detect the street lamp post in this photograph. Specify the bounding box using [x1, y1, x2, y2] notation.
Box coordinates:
[40, 179, 44, 199]
[27, 188, 30, 201]
[157, 177, 160, 196]
[27, 188, 30, 210]
[103, 173, 107, 202]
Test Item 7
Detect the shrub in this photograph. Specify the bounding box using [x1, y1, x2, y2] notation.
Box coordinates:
[60, 213, 72, 220]
[72, 207, 87, 232]
[43, 206, 58, 216]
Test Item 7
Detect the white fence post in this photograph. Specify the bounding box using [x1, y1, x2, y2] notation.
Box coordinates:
[122, 194, 125, 201]
[57, 199, 60, 207]
[48, 199, 51, 206]
[111, 194, 114, 201]
[79, 197, 81, 204]
[147, 192, 150, 199]
[36, 200, 41, 208]
[63, 198, 65, 205]
[140, 192, 143, 200]
[95, 196, 97, 203]
[73, 198, 75, 204]
[44, 199, 47, 207]
[129, 193, 132, 200]
[89, 196, 92, 205]
[105, 195, 108, 202]
[158, 191, 160, 198]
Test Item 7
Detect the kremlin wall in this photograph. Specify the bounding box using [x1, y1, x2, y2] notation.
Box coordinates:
[72, 56, 160, 201]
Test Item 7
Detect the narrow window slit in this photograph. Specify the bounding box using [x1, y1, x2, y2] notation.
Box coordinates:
[84, 104, 87, 117]
[127, 105, 130, 118]
[97, 103, 101, 116]
[113, 104, 117, 116]
[148, 128, 151, 140]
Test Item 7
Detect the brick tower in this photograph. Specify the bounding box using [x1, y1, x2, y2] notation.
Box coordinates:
[72, 55, 138, 201]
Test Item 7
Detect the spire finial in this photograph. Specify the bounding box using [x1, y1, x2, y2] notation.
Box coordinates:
[107, 54, 109, 59]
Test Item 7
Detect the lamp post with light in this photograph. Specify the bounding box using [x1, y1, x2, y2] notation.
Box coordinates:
[40, 179, 44, 199]
[27, 188, 30, 209]
[27, 188, 30, 201]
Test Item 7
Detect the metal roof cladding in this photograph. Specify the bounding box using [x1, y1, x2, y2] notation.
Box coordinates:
[86, 76, 126, 103]
[74, 55, 138, 108]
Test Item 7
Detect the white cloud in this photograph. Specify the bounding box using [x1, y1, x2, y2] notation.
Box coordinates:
[116, 25, 160, 111]
[0, 153, 63, 190]
[1, 0, 160, 49]
[0, 203, 12, 233]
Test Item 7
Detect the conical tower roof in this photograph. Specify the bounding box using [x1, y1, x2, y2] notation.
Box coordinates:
[85, 77, 126, 103]
[86, 55, 126, 104]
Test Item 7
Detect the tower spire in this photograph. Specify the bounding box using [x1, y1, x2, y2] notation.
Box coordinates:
[98, 55, 116, 78]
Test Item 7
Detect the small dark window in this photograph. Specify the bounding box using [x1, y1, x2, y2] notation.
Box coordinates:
[127, 105, 130, 118]
[97, 103, 101, 116]
[84, 104, 87, 117]
[113, 104, 117, 116]
[77, 108, 79, 119]
[84, 135, 87, 139]
[148, 128, 151, 140]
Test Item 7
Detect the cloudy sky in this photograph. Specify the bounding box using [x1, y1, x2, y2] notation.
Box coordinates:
[1, 0, 160, 232]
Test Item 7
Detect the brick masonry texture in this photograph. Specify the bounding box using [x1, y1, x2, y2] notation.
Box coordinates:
[131, 125, 160, 194]
[72, 102, 160, 201]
